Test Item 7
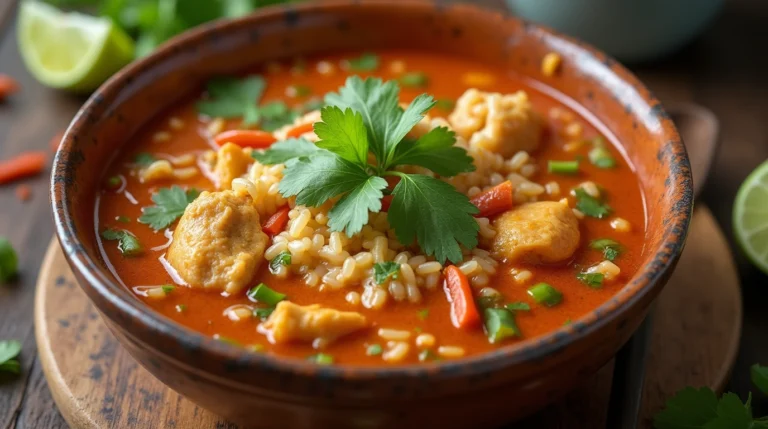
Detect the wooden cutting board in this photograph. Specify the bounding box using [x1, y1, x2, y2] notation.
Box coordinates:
[35, 206, 741, 429]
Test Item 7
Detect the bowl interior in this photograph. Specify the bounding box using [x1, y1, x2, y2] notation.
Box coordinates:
[52, 0, 691, 383]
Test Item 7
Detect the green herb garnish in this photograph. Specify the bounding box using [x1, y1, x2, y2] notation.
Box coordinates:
[257, 101, 301, 131]
[106, 175, 122, 189]
[577, 272, 604, 288]
[214, 335, 241, 346]
[752, 364, 768, 395]
[161, 285, 175, 294]
[548, 160, 580, 175]
[0, 238, 18, 282]
[100, 228, 143, 257]
[346, 53, 379, 71]
[175, 304, 187, 313]
[255, 77, 477, 263]
[527, 283, 563, 307]
[434, 98, 455, 111]
[246, 283, 286, 306]
[563, 318, 572, 326]
[417, 309, 430, 320]
[418, 349, 439, 362]
[588, 146, 616, 169]
[307, 353, 334, 365]
[116, 215, 131, 223]
[197, 75, 265, 126]
[253, 307, 275, 321]
[138, 186, 199, 231]
[366, 344, 383, 356]
[399, 72, 429, 88]
[589, 238, 623, 261]
[477, 294, 504, 309]
[0, 340, 21, 374]
[373, 261, 400, 285]
[483, 308, 521, 344]
[134, 152, 156, 167]
[574, 188, 612, 219]
[269, 251, 292, 274]
[290, 84, 312, 97]
[505, 302, 531, 312]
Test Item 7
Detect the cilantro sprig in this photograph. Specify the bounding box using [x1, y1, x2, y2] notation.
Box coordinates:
[0, 340, 21, 374]
[256, 76, 477, 263]
[139, 186, 199, 231]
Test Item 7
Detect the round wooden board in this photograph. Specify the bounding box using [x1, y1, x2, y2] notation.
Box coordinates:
[35, 206, 742, 429]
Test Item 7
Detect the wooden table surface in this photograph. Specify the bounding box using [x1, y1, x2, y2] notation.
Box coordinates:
[1, 0, 767, 427]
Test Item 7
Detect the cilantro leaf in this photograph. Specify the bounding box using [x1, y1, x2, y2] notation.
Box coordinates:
[314, 106, 370, 166]
[100, 228, 143, 256]
[373, 261, 400, 285]
[278, 154, 370, 207]
[328, 176, 387, 236]
[574, 188, 612, 219]
[381, 93, 436, 167]
[388, 174, 479, 264]
[252, 138, 320, 165]
[752, 364, 768, 395]
[197, 76, 265, 126]
[0, 339, 21, 374]
[589, 238, 622, 261]
[139, 186, 200, 231]
[390, 126, 475, 177]
[258, 101, 299, 131]
[399, 72, 429, 88]
[0, 238, 18, 283]
[347, 53, 379, 71]
[706, 393, 753, 429]
[434, 98, 455, 111]
[134, 152, 156, 167]
[325, 76, 399, 164]
[269, 251, 292, 274]
[654, 387, 720, 429]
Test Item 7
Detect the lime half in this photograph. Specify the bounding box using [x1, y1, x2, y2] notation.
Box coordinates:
[733, 159, 768, 274]
[17, 2, 134, 93]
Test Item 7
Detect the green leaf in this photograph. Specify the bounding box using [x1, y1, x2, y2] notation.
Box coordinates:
[483, 308, 521, 344]
[399, 72, 429, 88]
[388, 174, 479, 264]
[0, 340, 21, 367]
[253, 307, 275, 321]
[0, 238, 18, 282]
[327, 176, 387, 236]
[139, 186, 200, 231]
[252, 138, 320, 165]
[197, 75, 265, 125]
[100, 229, 143, 257]
[269, 251, 292, 274]
[258, 101, 299, 131]
[434, 98, 455, 111]
[589, 238, 623, 261]
[373, 261, 400, 285]
[705, 393, 753, 429]
[654, 387, 719, 429]
[307, 353, 334, 365]
[246, 283, 286, 306]
[505, 302, 531, 312]
[417, 309, 429, 320]
[574, 188, 612, 219]
[389, 127, 475, 177]
[278, 153, 370, 207]
[381, 94, 435, 167]
[0, 359, 20, 374]
[752, 364, 768, 395]
[314, 106, 370, 166]
[346, 53, 379, 72]
[577, 272, 604, 288]
[134, 152, 156, 167]
[366, 344, 383, 356]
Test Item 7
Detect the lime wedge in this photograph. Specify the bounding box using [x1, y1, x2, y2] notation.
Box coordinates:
[17, 2, 134, 93]
[733, 159, 768, 274]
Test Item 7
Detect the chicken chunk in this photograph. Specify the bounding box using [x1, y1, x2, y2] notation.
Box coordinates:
[213, 143, 252, 190]
[448, 89, 543, 157]
[167, 190, 268, 295]
[258, 301, 367, 345]
[491, 200, 580, 264]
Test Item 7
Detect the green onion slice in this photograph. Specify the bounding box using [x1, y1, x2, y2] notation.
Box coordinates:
[484, 308, 522, 343]
[247, 283, 286, 306]
[527, 283, 563, 307]
[548, 160, 579, 175]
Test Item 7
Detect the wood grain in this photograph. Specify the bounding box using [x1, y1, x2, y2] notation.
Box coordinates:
[33, 207, 740, 429]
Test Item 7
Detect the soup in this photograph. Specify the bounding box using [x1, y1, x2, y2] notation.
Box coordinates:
[96, 50, 645, 365]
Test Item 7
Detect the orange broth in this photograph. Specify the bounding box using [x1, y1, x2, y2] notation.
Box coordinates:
[96, 51, 646, 365]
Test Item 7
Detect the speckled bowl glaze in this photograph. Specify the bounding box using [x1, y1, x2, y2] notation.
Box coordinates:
[51, 1, 693, 427]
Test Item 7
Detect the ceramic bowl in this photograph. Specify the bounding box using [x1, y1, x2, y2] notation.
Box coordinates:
[51, 1, 693, 428]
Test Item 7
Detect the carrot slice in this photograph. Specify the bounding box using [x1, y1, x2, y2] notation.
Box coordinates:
[213, 130, 277, 148]
[15, 185, 31, 202]
[443, 265, 481, 329]
[0, 75, 19, 100]
[0, 151, 47, 185]
[285, 123, 315, 139]
[470, 180, 514, 218]
[263, 205, 291, 236]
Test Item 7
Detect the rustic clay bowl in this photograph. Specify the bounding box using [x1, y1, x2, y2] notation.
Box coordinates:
[51, 1, 693, 428]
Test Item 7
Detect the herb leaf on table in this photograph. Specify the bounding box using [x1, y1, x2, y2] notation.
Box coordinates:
[0, 340, 21, 375]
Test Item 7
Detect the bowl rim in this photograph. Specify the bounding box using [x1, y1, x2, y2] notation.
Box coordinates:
[51, 0, 693, 382]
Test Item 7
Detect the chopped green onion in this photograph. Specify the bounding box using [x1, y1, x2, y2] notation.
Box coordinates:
[434, 98, 455, 111]
[253, 307, 275, 320]
[175, 304, 187, 313]
[577, 272, 604, 288]
[269, 251, 292, 274]
[116, 215, 131, 223]
[0, 238, 18, 283]
[366, 344, 383, 356]
[134, 152, 156, 167]
[477, 294, 503, 309]
[347, 53, 379, 71]
[548, 160, 580, 175]
[399, 72, 429, 88]
[418, 349, 439, 362]
[307, 353, 334, 365]
[373, 262, 400, 285]
[527, 283, 563, 307]
[417, 309, 429, 321]
[505, 302, 531, 312]
[161, 285, 175, 294]
[588, 146, 616, 168]
[246, 283, 286, 306]
[483, 308, 522, 343]
[590, 238, 623, 261]
[574, 189, 612, 219]
[106, 175, 122, 189]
